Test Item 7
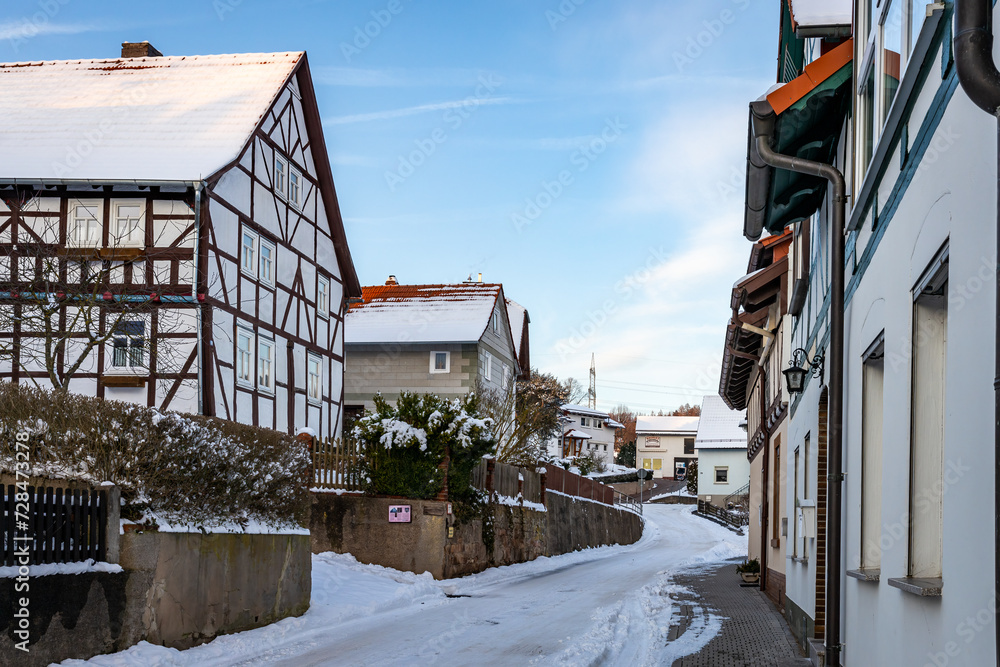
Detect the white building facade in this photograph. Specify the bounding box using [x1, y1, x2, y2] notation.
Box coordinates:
[694, 395, 749, 505]
[635, 416, 700, 480]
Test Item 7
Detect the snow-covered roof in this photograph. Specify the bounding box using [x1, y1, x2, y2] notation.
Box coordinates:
[561, 403, 608, 418]
[788, 0, 851, 29]
[635, 416, 700, 435]
[345, 283, 504, 344]
[564, 429, 592, 439]
[506, 298, 527, 350]
[605, 418, 625, 429]
[694, 395, 747, 450]
[0, 52, 302, 181]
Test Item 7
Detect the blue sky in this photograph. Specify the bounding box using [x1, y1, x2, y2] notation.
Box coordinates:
[2, 0, 778, 414]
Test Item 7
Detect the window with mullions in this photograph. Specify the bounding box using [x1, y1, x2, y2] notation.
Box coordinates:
[112, 321, 145, 369]
[858, 0, 929, 183]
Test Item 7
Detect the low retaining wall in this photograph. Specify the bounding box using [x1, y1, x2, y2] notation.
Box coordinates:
[0, 531, 311, 666]
[312, 491, 643, 580]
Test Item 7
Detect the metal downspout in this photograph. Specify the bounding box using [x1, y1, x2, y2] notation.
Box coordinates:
[193, 184, 203, 415]
[751, 106, 846, 667]
[954, 3, 1000, 665]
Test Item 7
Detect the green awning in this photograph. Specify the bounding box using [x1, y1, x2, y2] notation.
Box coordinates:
[744, 39, 853, 241]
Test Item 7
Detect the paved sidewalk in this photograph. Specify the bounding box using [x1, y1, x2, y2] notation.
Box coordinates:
[667, 559, 811, 667]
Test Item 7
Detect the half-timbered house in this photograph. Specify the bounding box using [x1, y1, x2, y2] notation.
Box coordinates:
[0, 43, 361, 439]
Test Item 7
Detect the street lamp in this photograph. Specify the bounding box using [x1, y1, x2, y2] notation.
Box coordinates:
[783, 347, 824, 395]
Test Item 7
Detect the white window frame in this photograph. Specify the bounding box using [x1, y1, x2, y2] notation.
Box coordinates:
[68, 202, 103, 248]
[110, 200, 144, 248]
[274, 155, 288, 198]
[258, 336, 275, 393]
[236, 326, 255, 387]
[861, 334, 885, 570]
[492, 310, 498, 333]
[429, 351, 450, 374]
[581, 417, 588, 427]
[317, 274, 330, 318]
[715, 466, 729, 484]
[307, 352, 323, 404]
[259, 237, 276, 287]
[241, 228, 258, 277]
[108, 318, 147, 373]
[288, 167, 302, 208]
[483, 350, 493, 383]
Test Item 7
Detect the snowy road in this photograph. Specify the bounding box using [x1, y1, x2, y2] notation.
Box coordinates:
[65, 505, 746, 667]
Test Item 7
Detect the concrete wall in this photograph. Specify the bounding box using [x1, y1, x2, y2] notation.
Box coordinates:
[311, 494, 450, 578]
[0, 531, 311, 665]
[311, 491, 643, 580]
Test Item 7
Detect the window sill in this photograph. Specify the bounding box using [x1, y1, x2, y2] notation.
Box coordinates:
[789, 556, 809, 565]
[887, 576, 942, 597]
[102, 374, 147, 388]
[846, 568, 880, 583]
[770, 538, 781, 549]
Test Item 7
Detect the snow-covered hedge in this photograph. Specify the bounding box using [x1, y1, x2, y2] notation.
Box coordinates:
[353, 392, 494, 501]
[0, 381, 309, 529]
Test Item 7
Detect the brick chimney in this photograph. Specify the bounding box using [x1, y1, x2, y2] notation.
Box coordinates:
[385, 275, 398, 285]
[121, 42, 163, 58]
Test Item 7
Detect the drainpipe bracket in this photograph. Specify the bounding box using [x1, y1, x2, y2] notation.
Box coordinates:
[827, 472, 846, 482]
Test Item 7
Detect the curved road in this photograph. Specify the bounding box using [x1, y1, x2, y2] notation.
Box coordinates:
[70, 505, 743, 667]
[247, 505, 741, 667]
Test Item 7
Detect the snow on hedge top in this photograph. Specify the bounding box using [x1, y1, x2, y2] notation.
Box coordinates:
[635, 415, 699, 435]
[694, 395, 747, 450]
[346, 283, 503, 344]
[789, 0, 851, 28]
[0, 52, 301, 181]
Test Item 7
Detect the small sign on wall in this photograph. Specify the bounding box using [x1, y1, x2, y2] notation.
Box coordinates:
[389, 505, 411, 523]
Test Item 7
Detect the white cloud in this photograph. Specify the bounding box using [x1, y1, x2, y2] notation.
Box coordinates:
[323, 97, 516, 125]
[0, 21, 105, 41]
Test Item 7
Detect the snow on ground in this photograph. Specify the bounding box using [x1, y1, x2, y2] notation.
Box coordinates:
[0, 559, 122, 578]
[648, 488, 696, 501]
[61, 505, 747, 667]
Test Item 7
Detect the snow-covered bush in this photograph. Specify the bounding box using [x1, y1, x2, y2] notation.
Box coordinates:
[352, 392, 494, 501]
[0, 381, 309, 529]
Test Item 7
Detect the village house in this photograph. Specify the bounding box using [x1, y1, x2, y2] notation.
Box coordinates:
[343, 278, 521, 418]
[719, 229, 792, 613]
[0, 42, 360, 440]
[727, 0, 1000, 664]
[549, 403, 622, 466]
[693, 395, 749, 510]
[634, 416, 699, 480]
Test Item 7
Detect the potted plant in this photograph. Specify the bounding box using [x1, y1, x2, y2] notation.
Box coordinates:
[736, 557, 761, 584]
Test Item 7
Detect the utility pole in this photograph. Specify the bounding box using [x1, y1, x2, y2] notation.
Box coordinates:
[589, 353, 597, 409]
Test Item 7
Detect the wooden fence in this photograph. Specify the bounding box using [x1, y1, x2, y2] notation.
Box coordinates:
[697, 499, 748, 529]
[2, 485, 107, 566]
[544, 465, 615, 505]
[471, 460, 623, 508]
[311, 436, 364, 491]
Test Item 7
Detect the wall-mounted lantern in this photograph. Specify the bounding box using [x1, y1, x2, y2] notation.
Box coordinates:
[782, 347, 824, 394]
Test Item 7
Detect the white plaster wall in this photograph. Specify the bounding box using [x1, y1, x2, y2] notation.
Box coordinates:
[697, 448, 750, 501]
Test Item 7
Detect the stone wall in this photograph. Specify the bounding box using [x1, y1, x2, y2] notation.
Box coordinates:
[0, 531, 311, 665]
[312, 491, 644, 580]
[311, 494, 449, 578]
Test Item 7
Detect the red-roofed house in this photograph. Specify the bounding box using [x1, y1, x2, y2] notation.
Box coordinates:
[344, 278, 520, 414]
